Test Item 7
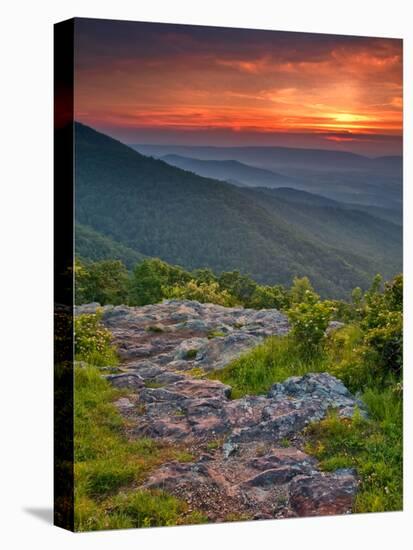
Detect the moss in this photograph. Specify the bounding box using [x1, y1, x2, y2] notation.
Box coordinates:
[207, 330, 226, 339]
[144, 380, 165, 389]
[185, 349, 198, 360]
[145, 325, 164, 333]
[185, 367, 205, 378]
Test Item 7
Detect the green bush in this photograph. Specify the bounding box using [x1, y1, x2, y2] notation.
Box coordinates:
[163, 279, 238, 306]
[289, 276, 318, 304]
[364, 311, 402, 378]
[248, 284, 289, 309]
[288, 297, 334, 358]
[327, 325, 373, 392]
[129, 258, 191, 306]
[74, 312, 118, 366]
[218, 270, 257, 304]
[75, 259, 129, 305]
[361, 275, 403, 378]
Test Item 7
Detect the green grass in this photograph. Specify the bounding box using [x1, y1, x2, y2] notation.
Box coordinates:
[304, 388, 402, 512]
[74, 365, 206, 531]
[207, 330, 226, 339]
[185, 367, 205, 378]
[210, 334, 328, 398]
[144, 380, 165, 389]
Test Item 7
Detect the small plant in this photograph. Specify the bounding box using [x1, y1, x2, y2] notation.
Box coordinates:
[173, 450, 195, 462]
[288, 296, 334, 358]
[185, 349, 198, 360]
[185, 367, 205, 378]
[206, 438, 222, 451]
[207, 330, 226, 339]
[224, 512, 252, 522]
[144, 380, 165, 389]
[145, 324, 164, 333]
[74, 312, 118, 366]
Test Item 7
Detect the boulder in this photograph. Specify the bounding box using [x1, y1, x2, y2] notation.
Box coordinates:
[289, 471, 358, 516]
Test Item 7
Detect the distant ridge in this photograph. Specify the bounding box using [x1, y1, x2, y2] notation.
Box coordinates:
[161, 154, 294, 188]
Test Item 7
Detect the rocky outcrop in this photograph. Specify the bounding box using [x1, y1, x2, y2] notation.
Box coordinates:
[77, 301, 362, 521]
[75, 300, 289, 368]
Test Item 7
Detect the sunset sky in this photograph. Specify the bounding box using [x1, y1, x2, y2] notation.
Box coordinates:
[74, 18, 403, 156]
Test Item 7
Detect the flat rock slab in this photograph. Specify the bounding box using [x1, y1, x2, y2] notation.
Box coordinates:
[75, 300, 289, 371]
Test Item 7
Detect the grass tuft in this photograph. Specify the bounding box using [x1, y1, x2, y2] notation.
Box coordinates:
[304, 391, 402, 513]
[210, 335, 327, 398]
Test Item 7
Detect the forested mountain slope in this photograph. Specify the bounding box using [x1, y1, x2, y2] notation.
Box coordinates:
[75, 223, 146, 268]
[74, 123, 401, 297]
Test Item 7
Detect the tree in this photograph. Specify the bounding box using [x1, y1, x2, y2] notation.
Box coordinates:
[289, 276, 318, 304]
[248, 285, 289, 310]
[129, 258, 191, 306]
[75, 259, 129, 305]
[163, 280, 238, 306]
[218, 271, 256, 304]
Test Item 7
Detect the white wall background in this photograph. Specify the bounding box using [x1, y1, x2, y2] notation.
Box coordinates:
[0, 0, 411, 548]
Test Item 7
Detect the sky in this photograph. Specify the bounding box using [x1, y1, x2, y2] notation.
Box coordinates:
[74, 18, 403, 156]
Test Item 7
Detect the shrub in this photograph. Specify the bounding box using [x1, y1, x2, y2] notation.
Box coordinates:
[360, 274, 403, 380]
[129, 258, 191, 306]
[289, 276, 318, 304]
[75, 259, 129, 305]
[163, 280, 238, 306]
[288, 297, 334, 358]
[248, 284, 289, 310]
[74, 312, 118, 366]
[364, 311, 402, 378]
[327, 325, 374, 392]
[218, 270, 257, 304]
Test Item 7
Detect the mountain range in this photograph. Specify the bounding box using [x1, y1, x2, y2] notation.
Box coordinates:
[74, 123, 402, 298]
[133, 143, 402, 214]
[159, 154, 295, 189]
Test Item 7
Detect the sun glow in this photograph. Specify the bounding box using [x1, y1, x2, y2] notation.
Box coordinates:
[332, 113, 374, 123]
